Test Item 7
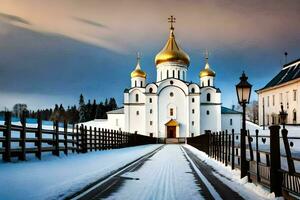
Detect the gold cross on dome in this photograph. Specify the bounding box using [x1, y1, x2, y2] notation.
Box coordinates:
[204, 49, 210, 63]
[168, 15, 176, 30]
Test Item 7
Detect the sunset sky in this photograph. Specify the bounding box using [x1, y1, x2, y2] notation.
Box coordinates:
[0, 0, 300, 110]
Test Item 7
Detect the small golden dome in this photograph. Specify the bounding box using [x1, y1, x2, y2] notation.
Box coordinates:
[131, 54, 146, 78]
[131, 69, 146, 78]
[155, 30, 190, 67]
[199, 63, 216, 78]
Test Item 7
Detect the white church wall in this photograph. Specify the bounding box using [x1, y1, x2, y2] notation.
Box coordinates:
[145, 94, 158, 137]
[189, 94, 200, 137]
[200, 105, 221, 133]
[221, 114, 242, 132]
[158, 86, 187, 138]
[156, 62, 187, 82]
[201, 76, 214, 87]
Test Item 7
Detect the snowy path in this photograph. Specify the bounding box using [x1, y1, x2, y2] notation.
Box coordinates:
[105, 145, 204, 200]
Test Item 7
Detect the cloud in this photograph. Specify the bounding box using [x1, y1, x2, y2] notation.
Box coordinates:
[0, 12, 30, 25]
[73, 17, 108, 29]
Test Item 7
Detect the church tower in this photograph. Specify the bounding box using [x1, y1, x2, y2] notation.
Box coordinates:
[154, 16, 190, 82]
[130, 53, 146, 88]
[199, 50, 216, 87]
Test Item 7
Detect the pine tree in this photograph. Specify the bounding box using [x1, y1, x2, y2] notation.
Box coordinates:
[79, 94, 86, 122]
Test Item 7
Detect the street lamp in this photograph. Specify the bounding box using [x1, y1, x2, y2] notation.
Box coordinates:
[279, 103, 288, 129]
[236, 71, 252, 179]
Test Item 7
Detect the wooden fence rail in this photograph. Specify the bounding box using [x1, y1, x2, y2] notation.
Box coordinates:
[187, 126, 300, 199]
[0, 112, 157, 162]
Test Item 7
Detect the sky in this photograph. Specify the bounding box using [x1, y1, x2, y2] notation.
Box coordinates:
[0, 0, 300, 110]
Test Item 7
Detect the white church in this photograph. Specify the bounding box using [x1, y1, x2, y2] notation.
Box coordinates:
[88, 17, 242, 139]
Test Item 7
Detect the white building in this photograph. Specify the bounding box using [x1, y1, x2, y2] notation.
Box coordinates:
[90, 18, 241, 138]
[257, 58, 300, 126]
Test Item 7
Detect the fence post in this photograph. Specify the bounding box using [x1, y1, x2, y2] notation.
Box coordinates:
[72, 124, 75, 153]
[269, 125, 282, 197]
[63, 120, 68, 155]
[20, 112, 26, 161]
[36, 113, 42, 160]
[53, 121, 59, 156]
[222, 131, 225, 163]
[219, 131, 222, 161]
[228, 130, 231, 164]
[3, 112, 12, 162]
[84, 126, 88, 152]
[89, 126, 92, 151]
[80, 125, 84, 153]
[225, 130, 228, 166]
[231, 129, 235, 170]
[104, 129, 107, 150]
[255, 129, 260, 182]
[94, 127, 97, 151]
[76, 125, 79, 153]
[281, 128, 295, 175]
[247, 130, 254, 161]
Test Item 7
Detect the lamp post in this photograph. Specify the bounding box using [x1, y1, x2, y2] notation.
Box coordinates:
[236, 71, 252, 179]
[279, 103, 288, 129]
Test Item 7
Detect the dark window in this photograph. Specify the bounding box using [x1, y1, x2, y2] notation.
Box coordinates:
[207, 93, 211, 102]
[170, 80, 174, 85]
[170, 108, 174, 116]
[191, 88, 195, 93]
[192, 98, 195, 103]
[230, 119, 233, 125]
[173, 70, 175, 77]
[293, 110, 297, 122]
[136, 111, 139, 115]
[149, 98, 152, 103]
[192, 109, 195, 114]
[192, 121, 194, 126]
[208, 79, 210, 86]
[178, 70, 180, 79]
[150, 121, 153, 125]
[170, 92, 174, 97]
[149, 88, 153, 93]
[183, 71, 185, 79]
[140, 81, 143, 87]
[135, 80, 137, 87]
[167, 70, 169, 78]
[191, 133, 194, 137]
[150, 109, 152, 114]
[135, 94, 139, 102]
[206, 110, 210, 115]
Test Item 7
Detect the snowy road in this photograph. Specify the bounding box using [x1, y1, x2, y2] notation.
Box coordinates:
[105, 145, 204, 200]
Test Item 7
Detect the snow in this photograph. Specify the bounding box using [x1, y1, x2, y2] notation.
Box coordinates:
[184, 144, 278, 200]
[0, 144, 162, 200]
[106, 145, 204, 200]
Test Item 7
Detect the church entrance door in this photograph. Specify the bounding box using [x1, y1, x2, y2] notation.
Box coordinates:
[167, 126, 176, 138]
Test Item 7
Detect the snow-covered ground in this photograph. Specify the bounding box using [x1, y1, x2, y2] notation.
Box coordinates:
[106, 145, 204, 200]
[0, 144, 162, 200]
[185, 144, 277, 200]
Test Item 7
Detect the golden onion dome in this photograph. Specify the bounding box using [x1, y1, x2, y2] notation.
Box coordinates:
[199, 63, 216, 78]
[131, 55, 146, 78]
[155, 29, 190, 67]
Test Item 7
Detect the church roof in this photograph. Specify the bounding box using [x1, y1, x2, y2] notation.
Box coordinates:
[257, 58, 300, 92]
[221, 106, 242, 114]
[107, 107, 124, 114]
[165, 119, 179, 126]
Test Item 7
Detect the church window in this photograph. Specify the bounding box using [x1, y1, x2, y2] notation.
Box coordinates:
[206, 110, 210, 115]
[192, 98, 195, 103]
[149, 98, 152, 103]
[192, 109, 195, 114]
[170, 92, 174, 97]
[170, 80, 174, 85]
[293, 109, 297, 123]
[173, 70, 175, 77]
[191, 133, 194, 137]
[230, 119, 233, 126]
[140, 81, 143, 87]
[149, 88, 153, 93]
[191, 88, 195, 93]
[167, 70, 169, 78]
[135, 94, 139, 102]
[192, 121, 194, 126]
[207, 93, 211, 102]
[178, 70, 180, 79]
[293, 90, 297, 101]
[136, 111, 139, 115]
[208, 79, 210, 86]
[135, 80, 137, 87]
[150, 109, 152, 114]
[272, 95, 275, 106]
[202, 82, 204, 87]
[150, 121, 153, 126]
[170, 108, 174, 116]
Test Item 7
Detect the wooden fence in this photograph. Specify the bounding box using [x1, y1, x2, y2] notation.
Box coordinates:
[189, 126, 300, 199]
[0, 112, 157, 162]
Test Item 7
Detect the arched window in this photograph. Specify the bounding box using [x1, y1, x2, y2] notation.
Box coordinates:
[149, 88, 153, 93]
[149, 98, 152, 103]
[172, 70, 175, 77]
[191, 88, 195, 93]
[136, 111, 139, 115]
[140, 81, 143, 87]
[293, 109, 297, 123]
[178, 70, 180, 79]
[167, 70, 169, 78]
[135, 80, 137, 87]
[208, 79, 210, 86]
[202, 82, 204, 87]
[206, 110, 210, 115]
[192, 98, 195, 103]
[135, 94, 139, 102]
[207, 93, 211, 102]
